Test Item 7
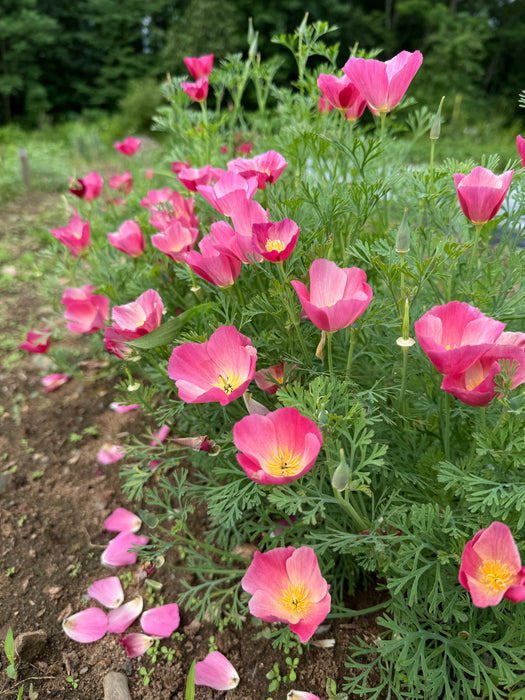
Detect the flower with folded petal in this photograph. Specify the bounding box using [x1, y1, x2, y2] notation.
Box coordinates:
[151, 220, 199, 262]
[141, 189, 198, 231]
[107, 220, 145, 257]
[41, 373, 70, 391]
[233, 407, 322, 485]
[140, 604, 180, 637]
[109, 171, 133, 195]
[104, 289, 164, 358]
[88, 577, 124, 609]
[252, 219, 299, 263]
[317, 74, 366, 121]
[459, 522, 525, 607]
[104, 507, 142, 533]
[61, 285, 110, 333]
[182, 76, 209, 102]
[343, 50, 423, 115]
[107, 596, 143, 633]
[183, 232, 242, 287]
[194, 651, 239, 691]
[517, 135, 525, 168]
[119, 633, 153, 658]
[414, 301, 505, 376]
[177, 165, 224, 192]
[184, 53, 214, 79]
[291, 259, 373, 333]
[197, 171, 258, 217]
[69, 171, 103, 201]
[227, 150, 288, 190]
[168, 325, 256, 405]
[114, 137, 142, 156]
[254, 362, 295, 395]
[241, 546, 330, 643]
[101, 531, 149, 567]
[63, 608, 108, 643]
[453, 166, 513, 225]
[51, 211, 90, 257]
[19, 330, 50, 353]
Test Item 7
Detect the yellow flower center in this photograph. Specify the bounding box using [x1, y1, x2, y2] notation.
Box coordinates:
[445, 344, 457, 351]
[211, 372, 242, 395]
[279, 583, 310, 617]
[265, 239, 285, 253]
[265, 447, 302, 478]
[479, 559, 513, 592]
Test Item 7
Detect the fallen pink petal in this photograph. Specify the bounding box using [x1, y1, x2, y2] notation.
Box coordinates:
[62, 608, 108, 643]
[19, 330, 51, 354]
[107, 595, 143, 633]
[97, 444, 126, 465]
[87, 576, 124, 609]
[140, 603, 180, 637]
[41, 373, 70, 391]
[194, 651, 240, 691]
[101, 532, 149, 567]
[104, 507, 142, 533]
[109, 402, 140, 413]
[119, 633, 154, 658]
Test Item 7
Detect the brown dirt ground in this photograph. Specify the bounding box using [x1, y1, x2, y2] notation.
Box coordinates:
[0, 193, 384, 699]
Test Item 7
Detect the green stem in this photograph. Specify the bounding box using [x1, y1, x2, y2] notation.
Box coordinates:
[326, 331, 334, 380]
[278, 262, 311, 366]
[442, 390, 451, 460]
[429, 139, 436, 186]
[330, 600, 389, 618]
[398, 346, 409, 413]
[333, 488, 369, 530]
[466, 223, 483, 279]
[346, 326, 356, 379]
[380, 111, 389, 229]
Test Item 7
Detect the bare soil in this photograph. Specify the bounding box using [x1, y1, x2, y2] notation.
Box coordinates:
[0, 193, 384, 699]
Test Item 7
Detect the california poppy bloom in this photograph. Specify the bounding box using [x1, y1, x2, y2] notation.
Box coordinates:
[453, 166, 514, 225]
[114, 137, 142, 156]
[51, 211, 90, 257]
[107, 220, 145, 257]
[69, 171, 103, 201]
[182, 76, 209, 103]
[61, 285, 109, 333]
[317, 74, 366, 121]
[184, 53, 214, 80]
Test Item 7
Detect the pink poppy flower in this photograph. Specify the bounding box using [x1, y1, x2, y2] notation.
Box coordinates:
[171, 160, 191, 173]
[142, 189, 198, 232]
[194, 651, 239, 691]
[104, 507, 142, 533]
[51, 211, 90, 257]
[19, 330, 51, 354]
[114, 137, 142, 156]
[459, 522, 525, 607]
[343, 50, 423, 115]
[183, 233, 242, 288]
[237, 141, 253, 155]
[101, 531, 149, 567]
[177, 165, 224, 192]
[184, 53, 214, 80]
[168, 325, 257, 405]
[61, 285, 110, 333]
[233, 407, 322, 485]
[63, 608, 108, 643]
[119, 633, 153, 658]
[252, 218, 300, 262]
[517, 135, 525, 168]
[291, 259, 373, 333]
[97, 444, 126, 465]
[317, 74, 366, 121]
[414, 301, 505, 376]
[69, 171, 104, 201]
[151, 220, 199, 262]
[227, 150, 288, 190]
[104, 289, 164, 358]
[41, 373, 70, 391]
[453, 166, 514, 225]
[107, 220, 145, 257]
[254, 362, 294, 394]
[241, 546, 331, 643]
[182, 76, 209, 103]
[197, 171, 258, 217]
[140, 604, 180, 637]
[88, 576, 124, 609]
[107, 596, 143, 634]
[109, 172, 133, 195]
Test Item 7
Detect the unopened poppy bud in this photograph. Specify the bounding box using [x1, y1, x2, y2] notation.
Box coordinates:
[395, 208, 410, 254]
[332, 448, 350, 491]
[430, 96, 445, 141]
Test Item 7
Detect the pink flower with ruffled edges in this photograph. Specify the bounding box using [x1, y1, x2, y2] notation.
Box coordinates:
[184, 53, 214, 79]
[241, 546, 331, 643]
[343, 50, 423, 115]
[459, 522, 525, 607]
[317, 74, 366, 121]
[291, 259, 373, 333]
[19, 330, 50, 354]
[69, 171, 104, 201]
[51, 211, 90, 257]
[107, 220, 145, 257]
[168, 325, 256, 405]
[62, 608, 108, 643]
[104, 289, 164, 358]
[233, 407, 322, 485]
[114, 137, 142, 156]
[151, 221, 199, 262]
[517, 135, 525, 168]
[414, 301, 505, 376]
[252, 218, 299, 262]
[141, 189, 198, 232]
[197, 171, 258, 217]
[183, 231, 242, 287]
[227, 150, 287, 190]
[41, 373, 70, 391]
[195, 651, 239, 691]
[177, 165, 224, 192]
[61, 285, 110, 333]
[254, 362, 295, 395]
[182, 76, 209, 102]
[453, 166, 514, 225]
[109, 172, 133, 194]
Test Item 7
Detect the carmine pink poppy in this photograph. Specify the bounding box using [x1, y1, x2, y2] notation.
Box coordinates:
[168, 325, 257, 405]
[291, 259, 373, 333]
[414, 301, 505, 376]
[241, 546, 331, 643]
[51, 211, 90, 257]
[19, 330, 51, 353]
[41, 373, 70, 391]
[182, 76, 209, 103]
[151, 220, 199, 262]
[317, 74, 366, 122]
[453, 166, 514, 225]
[177, 165, 224, 192]
[69, 171, 104, 201]
[517, 135, 525, 168]
[197, 171, 258, 217]
[114, 137, 142, 156]
[459, 522, 525, 607]
[109, 172, 133, 195]
[171, 160, 191, 173]
[184, 53, 214, 80]
[227, 150, 288, 190]
[343, 50, 423, 115]
[141, 189, 198, 231]
[104, 289, 164, 358]
[202, 219, 261, 265]
[237, 141, 253, 155]
[107, 220, 145, 257]
[61, 285, 110, 333]
[194, 651, 239, 691]
[183, 232, 242, 287]
[233, 407, 322, 485]
[254, 362, 290, 394]
[252, 218, 300, 262]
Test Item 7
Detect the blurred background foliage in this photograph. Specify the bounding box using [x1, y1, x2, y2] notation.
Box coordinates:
[1, 0, 524, 129]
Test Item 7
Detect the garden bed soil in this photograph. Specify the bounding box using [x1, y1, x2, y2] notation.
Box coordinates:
[0, 193, 384, 699]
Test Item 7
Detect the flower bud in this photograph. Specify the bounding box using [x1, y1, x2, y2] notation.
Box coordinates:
[395, 208, 410, 255]
[332, 448, 350, 491]
[430, 96, 445, 141]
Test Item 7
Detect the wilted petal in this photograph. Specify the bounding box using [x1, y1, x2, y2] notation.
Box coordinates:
[88, 576, 124, 608]
[140, 603, 180, 637]
[194, 651, 240, 691]
[119, 633, 153, 658]
[97, 444, 126, 465]
[107, 596, 143, 633]
[104, 507, 142, 533]
[101, 532, 149, 567]
[63, 608, 108, 643]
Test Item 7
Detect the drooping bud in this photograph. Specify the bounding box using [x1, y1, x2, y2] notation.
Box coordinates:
[430, 96, 445, 141]
[331, 448, 350, 491]
[395, 208, 410, 255]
